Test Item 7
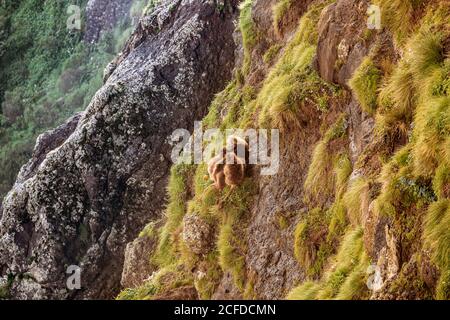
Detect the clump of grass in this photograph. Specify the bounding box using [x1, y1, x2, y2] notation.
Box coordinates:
[240, 0, 258, 75]
[288, 228, 369, 300]
[139, 221, 157, 238]
[286, 281, 321, 300]
[293, 208, 333, 278]
[374, 0, 416, 45]
[304, 114, 348, 202]
[334, 154, 352, 198]
[348, 57, 381, 115]
[327, 201, 348, 242]
[117, 264, 193, 300]
[377, 61, 416, 135]
[217, 222, 247, 290]
[257, 2, 339, 130]
[316, 228, 368, 299]
[216, 179, 257, 291]
[194, 252, 223, 299]
[303, 140, 332, 200]
[423, 199, 450, 299]
[436, 269, 450, 300]
[433, 164, 450, 199]
[342, 177, 369, 226]
[263, 44, 282, 64]
[153, 164, 194, 267]
[273, 0, 292, 37]
[408, 30, 445, 78]
[412, 96, 450, 177]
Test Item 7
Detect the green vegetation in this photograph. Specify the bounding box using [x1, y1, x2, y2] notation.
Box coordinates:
[117, 263, 194, 300]
[289, 228, 370, 300]
[374, 0, 422, 45]
[294, 208, 333, 278]
[153, 164, 195, 267]
[423, 199, 450, 299]
[342, 177, 368, 226]
[263, 44, 282, 65]
[239, 0, 258, 75]
[304, 114, 348, 202]
[0, 0, 146, 200]
[273, 0, 292, 36]
[120, 0, 449, 301]
[258, 3, 339, 130]
[349, 57, 381, 115]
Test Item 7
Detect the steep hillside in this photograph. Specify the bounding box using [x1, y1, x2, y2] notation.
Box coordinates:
[0, 0, 449, 300]
[0, 0, 239, 299]
[119, 0, 450, 300]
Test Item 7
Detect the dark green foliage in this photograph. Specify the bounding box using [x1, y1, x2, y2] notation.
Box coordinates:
[0, 0, 138, 200]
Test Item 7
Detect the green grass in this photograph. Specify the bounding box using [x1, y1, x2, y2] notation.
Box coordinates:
[349, 57, 381, 115]
[153, 164, 195, 267]
[374, 0, 420, 45]
[263, 44, 283, 64]
[288, 228, 369, 300]
[257, 1, 338, 130]
[342, 177, 368, 226]
[0, 0, 139, 200]
[304, 114, 348, 202]
[273, 0, 292, 36]
[117, 264, 193, 300]
[423, 199, 450, 287]
[286, 281, 321, 300]
[216, 179, 257, 291]
[433, 164, 450, 200]
[239, 0, 258, 75]
[334, 154, 352, 198]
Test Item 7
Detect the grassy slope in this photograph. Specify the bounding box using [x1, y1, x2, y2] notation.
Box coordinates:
[121, 0, 449, 300]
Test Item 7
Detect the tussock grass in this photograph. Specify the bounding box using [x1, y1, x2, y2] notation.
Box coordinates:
[116, 264, 194, 300]
[273, 0, 292, 37]
[433, 164, 450, 200]
[194, 252, 223, 299]
[154, 164, 194, 267]
[342, 177, 369, 226]
[263, 44, 283, 64]
[240, 0, 258, 75]
[294, 208, 332, 277]
[304, 114, 348, 202]
[412, 96, 450, 177]
[288, 228, 369, 300]
[286, 281, 321, 300]
[257, 2, 339, 130]
[334, 154, 352, 198]
[216, 179, 257, 290]
[349, 57, 381, 115]
[377, 61, 416, 134]
[374, 0, 417, 45]
[423, 199, 450, 299]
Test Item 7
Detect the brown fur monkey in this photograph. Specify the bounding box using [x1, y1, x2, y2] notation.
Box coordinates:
[223, 153, 246, 187]
[207, 149, 227, 190]
[207, 135, 250, 190]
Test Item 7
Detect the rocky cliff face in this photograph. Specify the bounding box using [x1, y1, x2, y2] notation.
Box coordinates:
[0, 0, 238, 299]
[1, 0, 449, 300]
[84, 0, 134, 44]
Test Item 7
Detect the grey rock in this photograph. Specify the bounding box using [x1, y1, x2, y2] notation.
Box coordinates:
[0, 0, 238, 299]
